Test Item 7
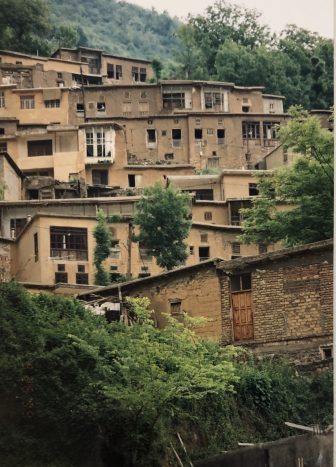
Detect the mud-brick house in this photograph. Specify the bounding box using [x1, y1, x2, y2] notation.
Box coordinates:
[79, 239, 333, 363]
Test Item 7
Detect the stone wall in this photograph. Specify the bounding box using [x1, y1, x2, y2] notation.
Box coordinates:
[0, 240, 11, 282]
[195, 434, 333, 467]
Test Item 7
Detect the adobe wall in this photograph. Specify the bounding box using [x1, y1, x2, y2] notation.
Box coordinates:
[118, 264, 223, 341]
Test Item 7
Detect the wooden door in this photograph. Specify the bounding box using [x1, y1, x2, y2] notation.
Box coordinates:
[232, 291, 254, 341]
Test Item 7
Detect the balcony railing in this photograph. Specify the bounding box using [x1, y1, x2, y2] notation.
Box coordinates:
[50, 249, 88, 261]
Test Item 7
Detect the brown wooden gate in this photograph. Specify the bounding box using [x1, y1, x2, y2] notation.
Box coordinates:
[231, 291, 254, 341]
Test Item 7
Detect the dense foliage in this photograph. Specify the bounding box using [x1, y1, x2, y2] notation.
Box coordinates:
[240, 107, 333, 246]
[172, 1, 333, 109]
[93, 209, 112, 286]
[134, 183, 192, 270]
[0, 282, 332, 466]
[49, 0, 179, 60]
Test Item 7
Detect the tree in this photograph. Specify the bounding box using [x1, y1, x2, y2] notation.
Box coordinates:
[0, 0, 50, 54]
[134, 183, 192, 270]
[240, 107, 333, 247]
[93, 209, 111, 285]
[151, 59, 163, 82]
[0, 282, 332, 466]
[182, 0, 271, 76]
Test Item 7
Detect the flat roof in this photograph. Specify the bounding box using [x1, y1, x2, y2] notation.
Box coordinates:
[78, 258, 224, 300]
[0, 196, 141, 207]
[217, 238, 333, 271]
[78, 239, 333, 300]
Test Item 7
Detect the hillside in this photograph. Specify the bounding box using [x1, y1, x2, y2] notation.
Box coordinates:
[48, 0, 179, 60]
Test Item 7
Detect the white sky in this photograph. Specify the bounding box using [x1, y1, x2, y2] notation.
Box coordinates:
[126, 0, 333, 38]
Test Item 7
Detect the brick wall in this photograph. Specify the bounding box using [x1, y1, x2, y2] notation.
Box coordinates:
[219, 250, 333, 353]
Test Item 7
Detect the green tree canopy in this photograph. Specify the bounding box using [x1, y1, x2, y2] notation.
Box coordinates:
[0, 0, 50, 54]
[173, 3, 333, 109]
[134, 183, 192, 270]
[93, 209, 112, 285]
[240, 107, 333, 247]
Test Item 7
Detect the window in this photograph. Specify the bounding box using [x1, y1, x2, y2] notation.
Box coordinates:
[122, 102, 132, 115]
[132, 66, 140, 81]
[139, 102, 149, 115]
[263, 122, 280, 144]
[55, 272, 68, 283]
[199, 246, 210, 261]
[34, 233, 38, 262]
[204, 91, 225, 110]
[116, 65, 122, 80]
[217, 128, 225, 144]
[231, 242, 241, 255]
[139, 244, 153, 261]
[258, 244, 267, 254]
[110, 240, 121, 259]
[207, 157, 219, 169]
[85, 127, 112, 158]
[242, 99, 251, 113]
[195, 189, 213, 200]
[57, 72, 63, 79]
[194, 128, 203, 141]
[269, 102, 274, 112]
[172, 128, 181, 147]
[92, 169, 108, 185]
[0, 91, 5, 108]
[76, 273, 89, 285]
[320, 345, 333, 360]
[204, 212, 212, 221]
[162, 130, 167, 136]
[163, 92, 185, 110]
[146, 129, 157, 146]
[107, 63, 114, 78]
[140, 68, 147, 82]
[242, 122, 260, 139]
[0, 142, 7, 152]
[128, 174, 135, 187]
[45, 100, 60, 108]
[207, 129, 214, 135]
[78, 265, 85, 273]
[229, 201, 252, 225]
[170, 300, 182, 316]
[76, 103, 84, 113]
[57, 264, 65, 272]
[110, 265, 118, 271]
[20, 95, 35, 110]
[189, 246, 194, 255]
[147, 119, 153, 125]
[249, 183, 259, 196]
[27, 140, 52, 157]
[97, 102, 105, 112]
[200, 233, 208, 243]
[50, 227, 88, 261]
[10, 218, 26, 237]
[164, 153, 174, 161]
[231, 274, 251, 292]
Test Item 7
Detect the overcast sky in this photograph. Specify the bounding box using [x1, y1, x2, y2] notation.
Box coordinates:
[126, 0, 333, 38]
